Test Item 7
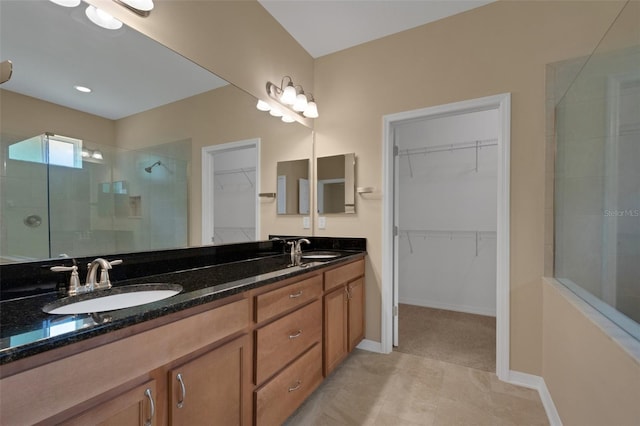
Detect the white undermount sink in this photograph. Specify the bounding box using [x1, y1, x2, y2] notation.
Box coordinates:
[43, 283, 182, 315]
[301, 251, 341, 260]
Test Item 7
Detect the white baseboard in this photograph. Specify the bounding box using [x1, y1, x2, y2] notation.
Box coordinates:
[356, 339, 385, 353]
[398, 297, 496, 317]
[506, 370, 562, 426]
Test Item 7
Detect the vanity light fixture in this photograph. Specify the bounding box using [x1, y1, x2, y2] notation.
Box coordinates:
[85, 5, 123, 30]
[82, 148, 103, 160]
[113, 0, 154, 17]
[256, 76, 319, 121]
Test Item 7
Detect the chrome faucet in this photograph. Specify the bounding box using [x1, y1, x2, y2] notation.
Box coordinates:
[287, 238, 310, 266]
[52, 258, 122, 296]
[87, 258, 113, 291]
[296, 238, 310, 255]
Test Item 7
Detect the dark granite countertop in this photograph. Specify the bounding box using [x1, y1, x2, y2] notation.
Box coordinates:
[0, 250, 365, 365]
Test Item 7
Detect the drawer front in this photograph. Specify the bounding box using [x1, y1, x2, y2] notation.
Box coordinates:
[255, 299, 321, 385]
[255, 274, 322, 323]
[324, 258, 365, 291]
[255, 343, 323, 426]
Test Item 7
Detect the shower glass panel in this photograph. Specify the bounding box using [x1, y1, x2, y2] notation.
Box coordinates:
[554, 0, 639, 339]
[0, 134, 190, 263]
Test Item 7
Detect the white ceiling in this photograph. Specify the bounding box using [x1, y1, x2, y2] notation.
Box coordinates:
[258, 0, 496, 58]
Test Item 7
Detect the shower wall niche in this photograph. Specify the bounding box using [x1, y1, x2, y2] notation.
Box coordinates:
[0, 134, 190, 263]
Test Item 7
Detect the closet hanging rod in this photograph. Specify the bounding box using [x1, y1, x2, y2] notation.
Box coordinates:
[213, 167, 256, 176]
[399, 138, 497, 157]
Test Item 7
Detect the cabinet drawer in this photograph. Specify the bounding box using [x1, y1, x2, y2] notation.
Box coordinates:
[324, 258, 365, 291]
[255, 274, 322, 323]
[255, 343, 322, 426]
[255, 299, 321, 385]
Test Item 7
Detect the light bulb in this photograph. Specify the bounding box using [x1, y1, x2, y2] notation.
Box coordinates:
[85, 5, 123, 30]
[281, 115, 295, 123]
[92, 150, 103, 160]
[303, 101, 319, 118]
[280, 83, 297, 105]
[292, 93, 308, 112]
[269, 107, 283, 117]
[256, 100, 271, 111]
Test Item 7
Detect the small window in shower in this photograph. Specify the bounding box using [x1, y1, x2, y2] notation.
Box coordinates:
[8, 133, 82, 168]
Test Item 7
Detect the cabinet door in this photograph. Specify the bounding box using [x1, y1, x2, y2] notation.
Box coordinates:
[169, 334, 250, 426]
[348, 277, 365, 351]
[323, 286, 348, 376]
[60, 380, 157, 426]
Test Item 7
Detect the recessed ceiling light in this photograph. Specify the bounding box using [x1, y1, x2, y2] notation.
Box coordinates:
[85, 5, 123, 30]
[74, 85, 92, 93]
[49, 0, 81, 7]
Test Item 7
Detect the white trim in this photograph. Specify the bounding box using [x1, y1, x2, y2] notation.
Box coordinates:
[356, 339, 384, 353]
[381, 93, 511, 380]
[201, 139, 261, 245]
[506, 370, 563, 426]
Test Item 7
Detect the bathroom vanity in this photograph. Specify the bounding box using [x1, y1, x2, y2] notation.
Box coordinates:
[0, 238, 365, 425]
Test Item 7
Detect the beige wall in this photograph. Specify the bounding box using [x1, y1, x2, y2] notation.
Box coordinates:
[0, 89, 115, 146]
[312, 0, 626, 373]
[543, 279, 640, 425]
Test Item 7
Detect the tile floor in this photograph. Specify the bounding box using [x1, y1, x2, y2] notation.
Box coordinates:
[284, 305, 548, 425]
[284, 350, 548, 425]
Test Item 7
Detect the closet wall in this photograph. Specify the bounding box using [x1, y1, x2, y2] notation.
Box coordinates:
[397, 109, 498, 316]
[213, 148, 256, 244]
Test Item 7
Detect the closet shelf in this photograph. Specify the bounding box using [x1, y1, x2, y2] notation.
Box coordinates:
[398, 138, 497, 157]
[214, 167, 256, 188]
[399, 138, 497, 177]
[399, 229, 496, 256]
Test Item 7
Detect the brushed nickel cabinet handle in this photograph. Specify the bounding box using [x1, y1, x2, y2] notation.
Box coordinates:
[289, 290, 303, 298]
[289, 329, 302, 339]
[288, 380, 302, 392]
[176, 373, 186, 408]
[144, 388, 155, 426]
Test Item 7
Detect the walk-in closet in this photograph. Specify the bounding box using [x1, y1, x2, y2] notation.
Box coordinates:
[394, 109, 498, 371]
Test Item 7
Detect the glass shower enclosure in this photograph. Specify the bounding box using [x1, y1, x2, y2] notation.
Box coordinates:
[0, 134, 190, 263]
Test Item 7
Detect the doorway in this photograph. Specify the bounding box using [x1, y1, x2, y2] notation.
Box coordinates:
[382, 93, 511, 379]
[202, 139, 260, 245]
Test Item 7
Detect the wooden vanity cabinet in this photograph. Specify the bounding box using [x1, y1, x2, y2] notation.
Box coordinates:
[169, 334, 251, 426]
[252, 273, 324, 425]
[323, 258, 366, 376]
[60, 380, 157, 426]
[1, 256, 366, 426]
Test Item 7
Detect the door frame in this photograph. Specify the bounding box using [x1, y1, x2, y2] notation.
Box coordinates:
[382, 93, 511, 380]
[201, 138, 261, 245]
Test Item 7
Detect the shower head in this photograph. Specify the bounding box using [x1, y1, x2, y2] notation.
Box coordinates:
[144, 160, 162, 173]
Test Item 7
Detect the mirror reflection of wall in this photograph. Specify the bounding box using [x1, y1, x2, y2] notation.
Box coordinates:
[276, 159, 310, 215]
[317, 153, 356, 214]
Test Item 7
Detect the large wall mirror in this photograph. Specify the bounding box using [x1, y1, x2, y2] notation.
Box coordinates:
[276, 159, 310, 215]
[317, 153, 356, 214]
[0, 0, 312, 264]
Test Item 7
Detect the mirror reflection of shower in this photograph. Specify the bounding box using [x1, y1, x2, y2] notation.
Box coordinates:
[144, 160, 173, 174]
[144, 160, 162, 173]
